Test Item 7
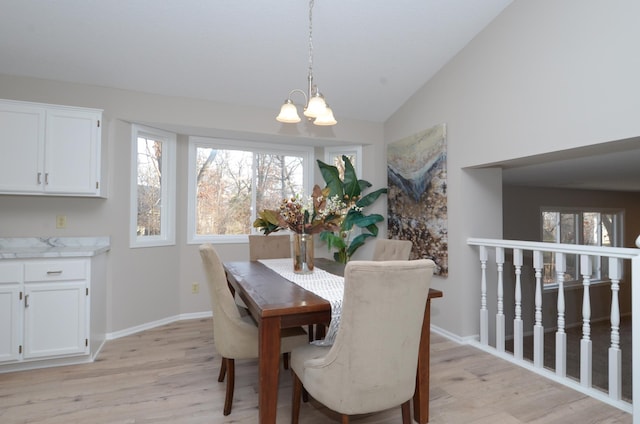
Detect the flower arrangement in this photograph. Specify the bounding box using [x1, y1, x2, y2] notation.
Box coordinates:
[253, 155, 387, 264]
[253, 184, 345, 235]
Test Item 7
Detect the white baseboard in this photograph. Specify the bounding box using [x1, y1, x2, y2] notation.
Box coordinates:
[430, 324, 478, 344]
[106, 311, 212, 340]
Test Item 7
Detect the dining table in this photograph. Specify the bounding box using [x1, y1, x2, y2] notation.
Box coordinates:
[223, 257, 443, 424]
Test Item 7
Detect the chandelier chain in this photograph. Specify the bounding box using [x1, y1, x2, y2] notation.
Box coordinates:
[275, 0, 336, 125]
[307, 0, 314, 80]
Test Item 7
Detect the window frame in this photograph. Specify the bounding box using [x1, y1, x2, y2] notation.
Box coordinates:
[129, 124, 177, 248]
[187, 136, 314, 244]
[540, 206, 624, 288]
[324, 145, 362, 177]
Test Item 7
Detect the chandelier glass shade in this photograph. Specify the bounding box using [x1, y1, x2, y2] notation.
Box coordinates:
[276, 0, 337, 126]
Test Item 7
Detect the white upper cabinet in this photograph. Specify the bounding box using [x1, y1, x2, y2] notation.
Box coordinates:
[0, 99, 104, 197]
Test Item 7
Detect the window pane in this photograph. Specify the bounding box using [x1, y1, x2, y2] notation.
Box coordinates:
[601, 213, 613, 247]
[542, 211, 558, 243]
[583, 212, 599, 245]
[255, 153, 304, 212]
[195, 148, 252, 235]
[136, 137, 162, 236]
[331, 154, 356, 179]
[559, 213, 576, 244]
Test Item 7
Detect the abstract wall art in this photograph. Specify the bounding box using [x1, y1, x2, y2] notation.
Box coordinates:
[387, 123, 448, 276]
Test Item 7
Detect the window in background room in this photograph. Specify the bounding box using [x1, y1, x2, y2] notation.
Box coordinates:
[541, 208, 623, 287]
[130, 124, 176, 248]
[187, 136, 312, 243]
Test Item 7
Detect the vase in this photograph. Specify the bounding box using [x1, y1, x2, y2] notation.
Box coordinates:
[293, 233, 314, 274]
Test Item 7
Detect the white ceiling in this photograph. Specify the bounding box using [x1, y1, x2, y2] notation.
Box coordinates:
[499, 137, 640, 192]
[1, 0, 639, 192]
[0, 0, 513, 123]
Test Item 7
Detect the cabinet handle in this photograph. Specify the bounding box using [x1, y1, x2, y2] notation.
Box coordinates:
[37, 172, 42, 184]
[24, 294, 29, 308]
[47, 270, 63, 275]
[44, 173, 49, 185]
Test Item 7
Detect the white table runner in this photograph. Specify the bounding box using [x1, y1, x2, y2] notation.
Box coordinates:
[258, 258, 343, 345]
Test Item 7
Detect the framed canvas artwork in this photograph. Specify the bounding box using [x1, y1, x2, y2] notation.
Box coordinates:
[387, 124, 448, 276]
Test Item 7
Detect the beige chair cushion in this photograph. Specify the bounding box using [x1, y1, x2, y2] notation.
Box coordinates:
[372, 239, 413, 260]
[249, 234, 291, 261]
[291, 259, 435, 416]
[199, 244, 307, 359]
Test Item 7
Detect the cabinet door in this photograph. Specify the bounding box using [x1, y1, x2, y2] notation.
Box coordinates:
[0, 102, 45, 193]
[0, 285, 22, 363]
[0, 262, 23, 363]
[45, 108, 101, 195]
[23, 281, 88, 359]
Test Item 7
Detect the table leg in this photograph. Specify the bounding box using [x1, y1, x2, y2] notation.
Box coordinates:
[259, 316, 281, 424]
[413, 299, 432, 424]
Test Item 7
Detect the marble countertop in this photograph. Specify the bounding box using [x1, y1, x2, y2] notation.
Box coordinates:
[0, 237, 110, 259]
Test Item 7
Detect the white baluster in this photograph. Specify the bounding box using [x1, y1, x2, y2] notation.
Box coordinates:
[608, 257, 622, 400]
[479, 246, 488, 345]
[555, 252, 567, 377]
[513, 248, 523, 360]
[496, 247, 505, 352]
[580, 255, 592, 387]
[533, 250, 544, 368]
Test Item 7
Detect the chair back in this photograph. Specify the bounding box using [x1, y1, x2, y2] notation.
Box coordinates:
[372, 239, 413, 260]
[249, 234, 291, 261]
[199, 244, 258, 358]
[310, 259, 434, 413]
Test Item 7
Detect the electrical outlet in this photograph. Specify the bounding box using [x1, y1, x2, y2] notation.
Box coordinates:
[56, 215, 67, 229]
[191, 282, 200, 294]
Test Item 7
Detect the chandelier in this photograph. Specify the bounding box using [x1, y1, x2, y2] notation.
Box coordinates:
[276, 0, 337, 126]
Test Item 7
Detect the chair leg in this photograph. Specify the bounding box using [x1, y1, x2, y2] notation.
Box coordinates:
[292, 371, 303, 424]
[341, 414, 349, 424]
[308, 324, 314, 342]
[401, 400, 411, 424]
[218, 356, 227, 382]
[283, 352, 290, 370]
[315, 323, 326, 340]
[223, 358, 235, 416]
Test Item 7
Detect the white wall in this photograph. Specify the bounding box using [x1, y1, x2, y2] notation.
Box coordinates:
[0, 74, 384, 334]
[385, 0, 640, 338]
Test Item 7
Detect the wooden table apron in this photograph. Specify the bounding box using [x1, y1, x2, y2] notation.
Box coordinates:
[223, 258, 442, 424]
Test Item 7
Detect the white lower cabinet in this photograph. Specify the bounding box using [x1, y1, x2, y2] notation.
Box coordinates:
[24, 281, 87, 359]
[0, 262, 22, 363]
[0, 259, 90, 367]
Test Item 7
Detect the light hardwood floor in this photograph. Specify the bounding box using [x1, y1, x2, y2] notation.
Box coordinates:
[0, 318, 632, 424]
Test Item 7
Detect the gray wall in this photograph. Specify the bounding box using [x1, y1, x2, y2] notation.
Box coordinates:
[385, 0, 640, 338]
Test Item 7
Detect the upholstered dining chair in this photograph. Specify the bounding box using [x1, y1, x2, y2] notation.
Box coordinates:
[290, 259, 435, 424]
[372, 238, 413, 261]
[199, 244, 308, 416]
[249, 234, 291, 261]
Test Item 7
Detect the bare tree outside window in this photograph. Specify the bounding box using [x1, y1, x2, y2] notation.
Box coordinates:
[193, 147, 305, 236]
[255, 154, 304, 212]
[136, 137, 162, 236]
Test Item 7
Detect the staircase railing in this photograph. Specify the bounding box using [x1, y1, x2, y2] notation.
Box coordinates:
[467, 237, 640, 421]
